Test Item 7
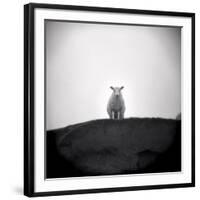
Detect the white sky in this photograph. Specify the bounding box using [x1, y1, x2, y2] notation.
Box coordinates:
[46, 21, 181, 130]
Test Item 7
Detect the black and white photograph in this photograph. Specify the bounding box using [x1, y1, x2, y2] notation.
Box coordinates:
[24, 3, 195, 197]
[46, 20, 182, 178]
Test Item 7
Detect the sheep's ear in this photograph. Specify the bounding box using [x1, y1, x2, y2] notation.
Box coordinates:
[120, 86, 124, 90]
[110, 86, 114, 90]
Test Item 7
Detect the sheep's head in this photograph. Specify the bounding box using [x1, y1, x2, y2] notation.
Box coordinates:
[110, 86, 124, 96]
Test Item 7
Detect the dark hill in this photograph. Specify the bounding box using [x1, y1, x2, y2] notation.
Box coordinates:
[46, 118, 181, 178]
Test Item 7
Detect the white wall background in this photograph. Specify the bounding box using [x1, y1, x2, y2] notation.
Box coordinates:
[0, 0, 199, 199]
[46, 21, 181, 130]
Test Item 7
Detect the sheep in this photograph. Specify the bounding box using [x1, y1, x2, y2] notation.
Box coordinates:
[107, 86, 125, 120]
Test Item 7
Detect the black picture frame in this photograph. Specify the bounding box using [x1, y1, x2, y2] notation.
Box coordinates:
[24, 3, 195, 197]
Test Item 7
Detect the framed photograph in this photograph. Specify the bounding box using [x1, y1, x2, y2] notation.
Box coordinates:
[24, 3, 195, 197]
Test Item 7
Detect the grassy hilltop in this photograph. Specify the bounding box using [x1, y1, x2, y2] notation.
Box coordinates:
[46, 118, 181, 178]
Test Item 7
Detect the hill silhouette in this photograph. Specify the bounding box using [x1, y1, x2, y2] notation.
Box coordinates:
[46, 118, 181, 178]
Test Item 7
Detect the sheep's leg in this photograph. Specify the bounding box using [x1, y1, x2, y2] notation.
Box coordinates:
[111, 111, 115, 119]
[117, 112, 120, 120]
[120, 113, 124, 119]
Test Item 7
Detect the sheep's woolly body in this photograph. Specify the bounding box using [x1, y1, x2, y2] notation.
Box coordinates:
[107, 93, 125, 119]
